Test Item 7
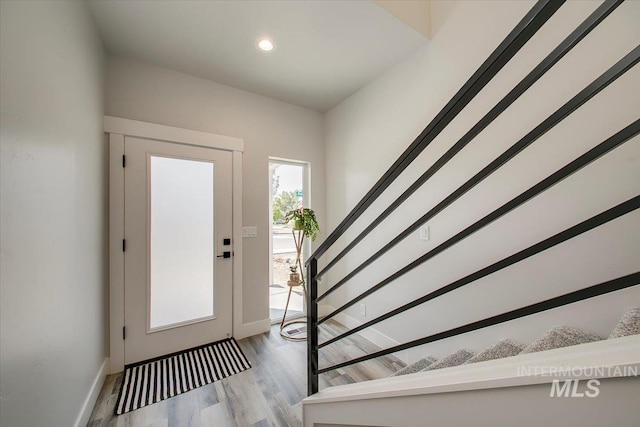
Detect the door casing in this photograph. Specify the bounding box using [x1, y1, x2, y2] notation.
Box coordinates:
[106, 116, 244, 374]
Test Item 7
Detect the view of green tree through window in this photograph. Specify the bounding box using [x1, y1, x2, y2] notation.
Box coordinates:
[272, 190, 302, 223]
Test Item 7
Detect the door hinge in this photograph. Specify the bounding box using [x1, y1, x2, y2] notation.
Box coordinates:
[122, 239, 126, 252]
[122, 154, 126, 168]
[122, 326, 126, 340]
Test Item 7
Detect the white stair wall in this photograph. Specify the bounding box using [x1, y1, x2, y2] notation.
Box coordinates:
[303, 335, 640, 427]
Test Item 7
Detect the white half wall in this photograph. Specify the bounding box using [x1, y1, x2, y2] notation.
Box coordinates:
[323, 0, 640, 365]
[105, 56, 325, 330]
[0, 1, 107, 426]
[304, 335, 640, 427]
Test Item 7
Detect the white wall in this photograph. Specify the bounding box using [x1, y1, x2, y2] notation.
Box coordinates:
[0, 1, 107, 426]
[305, 377, 640, 427]
[105, 56, 325, 327]
[323, 0, 640, 365]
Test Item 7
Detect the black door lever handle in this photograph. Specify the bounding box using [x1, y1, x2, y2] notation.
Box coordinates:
[216, 251, 232, 259]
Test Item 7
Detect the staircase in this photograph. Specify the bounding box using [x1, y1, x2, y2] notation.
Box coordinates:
[391, 307, 639, 376]
[302, 0, 639, 425]
[303, 308, 639, 426]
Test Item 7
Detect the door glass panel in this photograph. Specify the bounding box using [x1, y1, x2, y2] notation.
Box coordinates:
[149, 156, 215, 330]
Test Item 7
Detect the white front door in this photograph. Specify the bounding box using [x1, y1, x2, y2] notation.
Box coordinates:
[124, 136, 233, 365]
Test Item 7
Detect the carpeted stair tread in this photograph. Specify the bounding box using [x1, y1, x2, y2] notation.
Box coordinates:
[422, 349, 475, 371]
[391, 356, 437, 376]
[464, 339, 526, 364]
[608, 307, 640, 339]
[520, 326, 602, 354]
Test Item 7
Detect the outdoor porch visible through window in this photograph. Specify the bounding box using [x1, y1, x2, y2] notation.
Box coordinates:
[269, 160, 308, 322]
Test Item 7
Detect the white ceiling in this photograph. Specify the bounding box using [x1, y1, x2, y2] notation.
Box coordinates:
[87, 0, 427, 112]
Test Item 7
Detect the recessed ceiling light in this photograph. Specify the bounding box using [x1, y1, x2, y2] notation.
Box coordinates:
[257, 38, 275, 52]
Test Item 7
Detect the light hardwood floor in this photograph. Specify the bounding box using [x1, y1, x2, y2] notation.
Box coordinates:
[88, 320, 405, 427]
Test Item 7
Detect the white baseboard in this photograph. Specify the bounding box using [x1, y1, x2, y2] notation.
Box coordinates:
[234, 318, 272, 340]
[74, 357, 109, 427]
[323, 305, 409, 365]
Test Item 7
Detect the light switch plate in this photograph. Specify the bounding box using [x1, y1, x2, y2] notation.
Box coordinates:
[419, 226, 430, 241]
[243, 226, 257, 238]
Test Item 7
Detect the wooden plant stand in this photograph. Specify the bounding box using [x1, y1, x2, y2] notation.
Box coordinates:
[279, 228, 307, 341]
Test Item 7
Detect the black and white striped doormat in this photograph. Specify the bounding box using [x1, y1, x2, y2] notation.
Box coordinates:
[115, 338, 251, 414]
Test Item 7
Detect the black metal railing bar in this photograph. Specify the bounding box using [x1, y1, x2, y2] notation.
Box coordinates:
[307, 257, 319, 395]
[315, 0, 624, 279]
[318, 119, 640, 348]
[306, 0, 635, 395]
[317, 45, 640, 306]
[308, 0, 565, 263]
[319, 268, 640, 373]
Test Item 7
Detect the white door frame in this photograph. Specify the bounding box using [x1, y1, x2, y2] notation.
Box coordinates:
[106, 116, 244, 374]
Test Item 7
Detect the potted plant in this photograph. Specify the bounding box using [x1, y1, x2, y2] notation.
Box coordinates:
[284, 208, 320, 241]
